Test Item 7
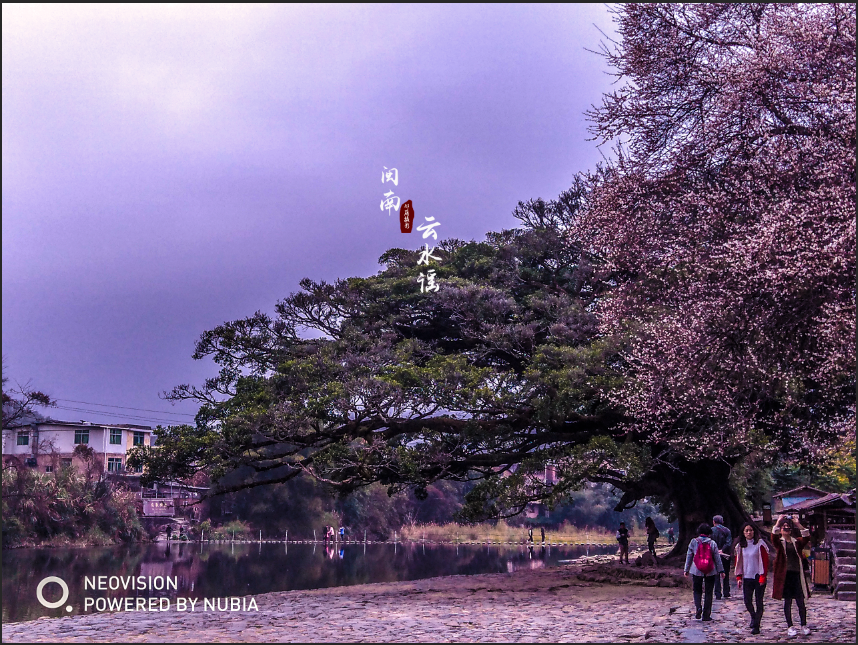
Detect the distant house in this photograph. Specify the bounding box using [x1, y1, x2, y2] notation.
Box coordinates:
[772, 486, 829, 513]
[1, 419, 153, 475]
[786, 490, 856, 536]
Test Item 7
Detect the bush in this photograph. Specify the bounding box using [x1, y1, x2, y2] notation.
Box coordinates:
[1, 461, 144, 547]
[208, 519, 253, 540]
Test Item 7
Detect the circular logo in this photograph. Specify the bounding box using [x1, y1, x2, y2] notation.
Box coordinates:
[36, 576, 69, 609]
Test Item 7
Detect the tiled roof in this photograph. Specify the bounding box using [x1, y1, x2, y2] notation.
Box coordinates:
[787, 491, 856, 512]
[772, 486, 829, 499]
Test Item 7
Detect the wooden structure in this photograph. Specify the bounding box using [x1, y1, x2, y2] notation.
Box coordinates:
[781, 490, 855, 601]
[788, 489, 855, 544]
[771, 486, 828, 514]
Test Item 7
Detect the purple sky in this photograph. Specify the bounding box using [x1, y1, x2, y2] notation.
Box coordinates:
[3, 5, 616, 427]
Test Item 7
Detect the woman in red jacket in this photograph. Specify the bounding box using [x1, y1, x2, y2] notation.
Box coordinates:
[771, 514, 812, 638]
[733, 523, 770, 635]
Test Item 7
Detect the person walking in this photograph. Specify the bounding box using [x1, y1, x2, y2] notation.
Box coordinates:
[771, 515, 812, 638]
[668, 526, 675, 545]
[711, 515, 734, 599]
[733, 523, 770, 635]
[684, 523, 725, 621]
[645, 516, 659, 558]
[616, 521, 630, 564]
[540, 527, 546, 544]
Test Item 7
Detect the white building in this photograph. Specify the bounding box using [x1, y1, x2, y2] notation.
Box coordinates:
[1, 419, 153, 474]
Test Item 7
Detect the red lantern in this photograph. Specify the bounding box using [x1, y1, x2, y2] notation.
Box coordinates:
[400, 200, 413, 233]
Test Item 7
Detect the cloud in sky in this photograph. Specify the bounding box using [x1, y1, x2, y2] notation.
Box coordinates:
[2, 4, 616, 425]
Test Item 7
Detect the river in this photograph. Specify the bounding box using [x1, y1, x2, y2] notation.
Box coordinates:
[1, 541, 616, 623]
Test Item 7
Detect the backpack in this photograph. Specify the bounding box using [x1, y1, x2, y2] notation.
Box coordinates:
[693, 538, 716, 574]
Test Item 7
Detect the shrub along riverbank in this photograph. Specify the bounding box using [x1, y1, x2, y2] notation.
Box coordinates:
[399, 520, 645, 544]
[1, 460, 143, 548]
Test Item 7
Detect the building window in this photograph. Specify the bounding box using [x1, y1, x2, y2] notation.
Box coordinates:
[133, 431, 145, 446]
[110, 428, 122, 445]
[61, 458, 72, 468]
[107, 457, 123, 472]
[130, 463, 143, 473]
[16, 431, 29, 446]
[26, 457, 37, 467]
[74, 429, 89, 444]
[45, 465, 53, 473]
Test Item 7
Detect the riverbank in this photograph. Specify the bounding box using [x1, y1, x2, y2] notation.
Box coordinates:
[2, 537, 654, 549]
[3, 558, 855, 643]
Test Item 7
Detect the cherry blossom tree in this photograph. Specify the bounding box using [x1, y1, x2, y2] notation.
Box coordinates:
[573, 3, 855, 550]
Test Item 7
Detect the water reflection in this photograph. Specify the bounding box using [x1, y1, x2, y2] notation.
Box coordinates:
[2, 542, 614, 623]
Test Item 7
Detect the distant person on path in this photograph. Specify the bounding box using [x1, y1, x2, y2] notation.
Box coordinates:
[616, 522, 630, 564]
[166, 524, 172, 541]
[540, 527, 545, 543]
[733, 522, 770, 635]
[711, 515, 733, 600]
[684, 523, 725, 621]
[645, 516, 659, 557]
[771, 515, 812, 638]
[668, 527, 675, 545]
[528, 527, 534, 543]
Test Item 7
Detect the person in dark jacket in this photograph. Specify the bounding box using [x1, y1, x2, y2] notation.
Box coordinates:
[644, 516, 659, 557]
[616, 522, 630, 564]
[711, 515, 733, 599]
[771, 515, 812, 638]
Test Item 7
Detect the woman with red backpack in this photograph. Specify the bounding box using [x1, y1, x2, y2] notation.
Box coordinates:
[684, 523, 725, 621]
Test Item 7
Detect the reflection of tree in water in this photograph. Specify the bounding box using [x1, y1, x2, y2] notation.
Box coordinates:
[3, 545, 162, 622]
[2, 543, 619, 622]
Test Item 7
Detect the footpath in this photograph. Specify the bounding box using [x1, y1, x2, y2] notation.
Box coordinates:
[3, 558, 855, 643]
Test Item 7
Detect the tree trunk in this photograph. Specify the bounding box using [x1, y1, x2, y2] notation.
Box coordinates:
[657, 459, 752, 563]
[611, 458, 754, 564]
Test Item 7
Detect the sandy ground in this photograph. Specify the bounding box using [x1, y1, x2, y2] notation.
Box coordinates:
[2, 562, 855, 643]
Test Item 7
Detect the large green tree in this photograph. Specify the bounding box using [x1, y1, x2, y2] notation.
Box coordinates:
[135, 222, 637, 517]
[133, 3, 854, 557]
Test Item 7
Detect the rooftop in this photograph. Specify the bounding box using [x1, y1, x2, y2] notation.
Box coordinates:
[4, 419, 152, 431]
[772, 485, 829, 499]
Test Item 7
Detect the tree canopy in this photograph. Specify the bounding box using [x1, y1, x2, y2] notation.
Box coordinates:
[137, 224, 636, 519]
[132, 3, 855, 555]
[578, 3, 855, 459]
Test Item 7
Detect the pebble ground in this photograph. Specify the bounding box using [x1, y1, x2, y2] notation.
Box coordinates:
[3, 562, 855, 643]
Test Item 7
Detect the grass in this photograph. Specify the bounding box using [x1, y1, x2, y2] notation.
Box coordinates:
[399, 520, 650, 544]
